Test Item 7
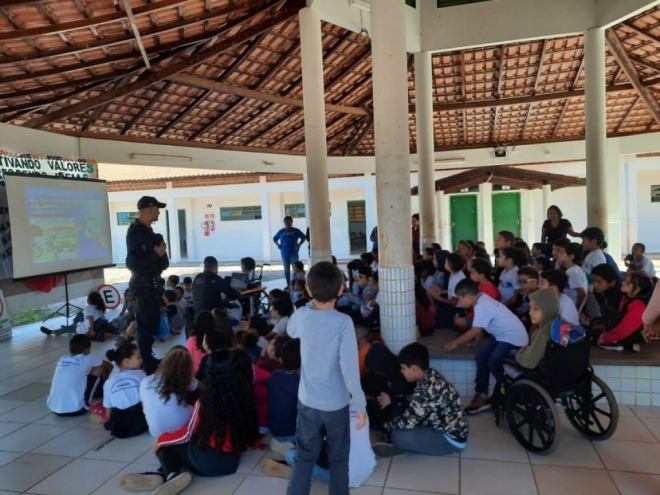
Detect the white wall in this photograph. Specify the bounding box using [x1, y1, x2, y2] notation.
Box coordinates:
[634, 169, 660, 253]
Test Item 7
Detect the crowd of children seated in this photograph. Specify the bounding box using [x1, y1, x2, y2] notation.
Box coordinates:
[41, 218, 658, 494]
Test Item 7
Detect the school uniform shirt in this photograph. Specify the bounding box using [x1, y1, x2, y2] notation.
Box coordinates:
[583, 249, 607, 285]
[498, 267, 520, 302]
[182, 289, 193, 303]
[422, 276, 434, 291]
[103, 369, 146, 410]
[272, 316, 289, 335]
[472, 294, 528, 347]
[559, 294, 580, 325]
[448, 271, 466, 308]
[267, 370, 300, 437]
[47, 353, 103, 414]
[79, 304, 104, 333]
[565, 265, 588, 307]
[140, 374, 197, 437]
[635, 256, 656, 277]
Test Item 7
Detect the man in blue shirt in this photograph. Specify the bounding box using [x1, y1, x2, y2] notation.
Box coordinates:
[273, 216, 307, 288]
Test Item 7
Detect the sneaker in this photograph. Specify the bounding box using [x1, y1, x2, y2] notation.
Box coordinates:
[372, 442, 406, 458]
[40, 326, 52, 336]
[151, 471, 191, 495]
[598, 344, 624, 352]
[260, 459, 292, 479]
[270, 438, 295, 457]
[632, 343, 642, 353]
[465, 395, 492, 415]
[119, 472, 163, 492]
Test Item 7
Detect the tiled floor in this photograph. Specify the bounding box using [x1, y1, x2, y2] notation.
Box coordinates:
[0, 324, 660, 494]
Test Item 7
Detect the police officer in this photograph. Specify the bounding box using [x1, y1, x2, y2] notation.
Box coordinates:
[126, 196, 169, 374]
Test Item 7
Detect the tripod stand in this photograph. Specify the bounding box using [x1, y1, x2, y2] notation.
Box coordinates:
[43, 273, 83, 326]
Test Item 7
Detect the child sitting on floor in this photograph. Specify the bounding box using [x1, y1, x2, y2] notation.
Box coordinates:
[255, 334, 289, 373]
[627, 242, 656, 277]
[111, 289, 134, 333]
[166, 274, 180, 291]
[540, 269, 580, 326]
[445, 279, 528, 414]
[164, 290, 185, 335]
[47, 334, 111, 417]
[186, 311, 215, 375]
[236, 330, 263, 363]
[454, 258, 500, 331]
[372, 342, 468, 457]
[267, 338, 301, 443]
[415, 281, 437, 337]
[360, 272, 380, 327]
[356, 325, 371, 376]
[155, 299, 171, 343]
[515, 288, 560, 369]
[119, 349, 260, 494]
[267, 297, 294, 339]
[41, 291, 114, 341]
[235, 348, 271, 435]
[290, 279, 306, 305]
[511, 267, 540, 330]
[585, 271, 652, 352]
[415, 260, 436, 291]
[140, 346, 197, 437]
[182, 276, 193, 303]
[195, 328, 228, 383]
[291, 261, 306, 283]
[98, 342, 148, 438]
[428, 253, 466, 329]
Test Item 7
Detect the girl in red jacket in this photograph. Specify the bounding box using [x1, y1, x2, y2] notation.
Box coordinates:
[598, 271, 653, 352]
[119, 349, 259, 495]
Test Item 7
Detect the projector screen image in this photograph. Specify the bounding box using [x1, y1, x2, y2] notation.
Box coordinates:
[5, 174, 113, 279]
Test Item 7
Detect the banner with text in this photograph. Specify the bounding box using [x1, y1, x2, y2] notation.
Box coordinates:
[0, 152, 98, 279]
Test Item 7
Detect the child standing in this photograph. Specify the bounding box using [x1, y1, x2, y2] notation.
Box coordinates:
[101, 343, 148, 438]
[140, 346, 197, 437]
[47, 334, 111, 416]
[444, 280, 528, 414]
[515, 289, 560, 369]
[539, 270, 580, 326]
[286, 261, 367, 495]
[555, 242, 588, 309]
[268, 339, 302, 443]
[373, 343, 468, 457]
[497, 247, 521, 307]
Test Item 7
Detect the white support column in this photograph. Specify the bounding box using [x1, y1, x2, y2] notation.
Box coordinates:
[436, 190, 450, 250]
[606, 138, 622, 262]
[480, 183, 494, 254]
[300, 7, 332, 265]
[526, 190, 537, 242]
[542, 184, 552, 214]
[372, 0, 416, 353]
[165, 182, 180, 263]
[364, 178, 377, 248]
[415, 51, 437, 247]
[259, 177, 272, 263]
[585, 27, 608, 230]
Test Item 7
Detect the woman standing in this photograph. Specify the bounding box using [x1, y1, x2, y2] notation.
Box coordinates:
[540, 205, 580, 257]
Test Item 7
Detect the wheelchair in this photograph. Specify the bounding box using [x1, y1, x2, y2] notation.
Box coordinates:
[491, 337, 618, 455]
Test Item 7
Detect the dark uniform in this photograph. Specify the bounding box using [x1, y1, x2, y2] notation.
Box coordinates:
[125, 199, 169, 375]
[192, 270, 240, 315]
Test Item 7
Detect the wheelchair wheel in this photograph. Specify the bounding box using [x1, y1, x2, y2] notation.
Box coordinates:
[564, 375, 618, 441]
[506, 379, 561, 455]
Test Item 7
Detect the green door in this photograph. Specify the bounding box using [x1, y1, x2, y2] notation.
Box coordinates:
[450, 194, 478, 251]
[492, 192, 521, 239]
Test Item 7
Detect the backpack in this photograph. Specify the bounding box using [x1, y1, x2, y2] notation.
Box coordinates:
[550, 320, 587, 347]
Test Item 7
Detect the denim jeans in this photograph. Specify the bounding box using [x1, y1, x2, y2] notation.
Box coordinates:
[391, 427, 464, 456]
[475, 338, 519, 395]
[285, 448, 330, 484]
[287, 403, 349, 495]
[281, 252, 299, 287]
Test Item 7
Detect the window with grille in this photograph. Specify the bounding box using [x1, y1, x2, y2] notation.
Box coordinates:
[116, 212, 138, 225]
[348, 203, 366, 222]
[220, 206, 262, 221]
[284, 204, 306, 219]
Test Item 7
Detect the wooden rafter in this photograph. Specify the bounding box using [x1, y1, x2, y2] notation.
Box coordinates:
[23, 0, 305, 129]
[615, 96, 639, 133]
[344, 116, 373, 156]
[606, 28, 660, 126]
[120, 0, 151, 69]
[622, 21, 660, 46]
[522, 41, 547, 140]
[0, 0, 44, 7]
[492, 45, 506, 142]
[120, 83, 172, 135]
[460, 52, 468, 143]
[0, 0, 187, 42]
[553, 55, 584, 137]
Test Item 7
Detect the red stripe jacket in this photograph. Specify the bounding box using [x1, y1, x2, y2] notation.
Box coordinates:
[157, 400, 233, 451]
[601, 297, 646, 345]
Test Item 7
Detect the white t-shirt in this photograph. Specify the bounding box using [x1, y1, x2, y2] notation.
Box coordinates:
[472, 294, 528, 347]
[348, 406, 377, 487]
[565, 265, 588, 307]
[47, 354, 103, 414]
[637, 256, 656, 277]
[272, 316, 289, 335]
[583, 249, 606, 279]
[448, 271, 466, 308]
[422, 276, 434, 291]
[140, 374, 197, 437]
[103, 369, 146, 410]
[559, 294, 580, 325]
[78, 305, 104, 333]
[498, 266, 520, 302]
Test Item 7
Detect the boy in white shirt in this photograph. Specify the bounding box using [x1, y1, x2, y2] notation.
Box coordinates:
[445, 279, 528, 414]
[555, 241, 588, 309]
[581, 227, 607, 286]
[540, 270, 580, 325]
[47, 334, 111, 416]
[630, 243, 656, 277]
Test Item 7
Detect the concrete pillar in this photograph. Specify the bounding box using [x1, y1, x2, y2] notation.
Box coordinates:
[585, 27, 608, 230]
[606, 138, 622, 262]
[372, 0, 416, 352]
[415, 51, 437, 247]
[165, 183, 180, 263]
[542, 184, 552, 214]
[299, 7, 332, 265]
[259, 177, 272, 263]
[479, 183, 494, 254]
[364, 178, 377, 248]
[526, 190, 536, 242]
[436, 190, 450, 250]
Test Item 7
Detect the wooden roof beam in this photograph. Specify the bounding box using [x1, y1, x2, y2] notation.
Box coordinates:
[344, 116, 373, 156]
[606, 29, 660, 126]
[23, 0, 305, 129]
[615, 96, 639, 134]
[121, 0, 151, 69]
[120, 83, 172, 135]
